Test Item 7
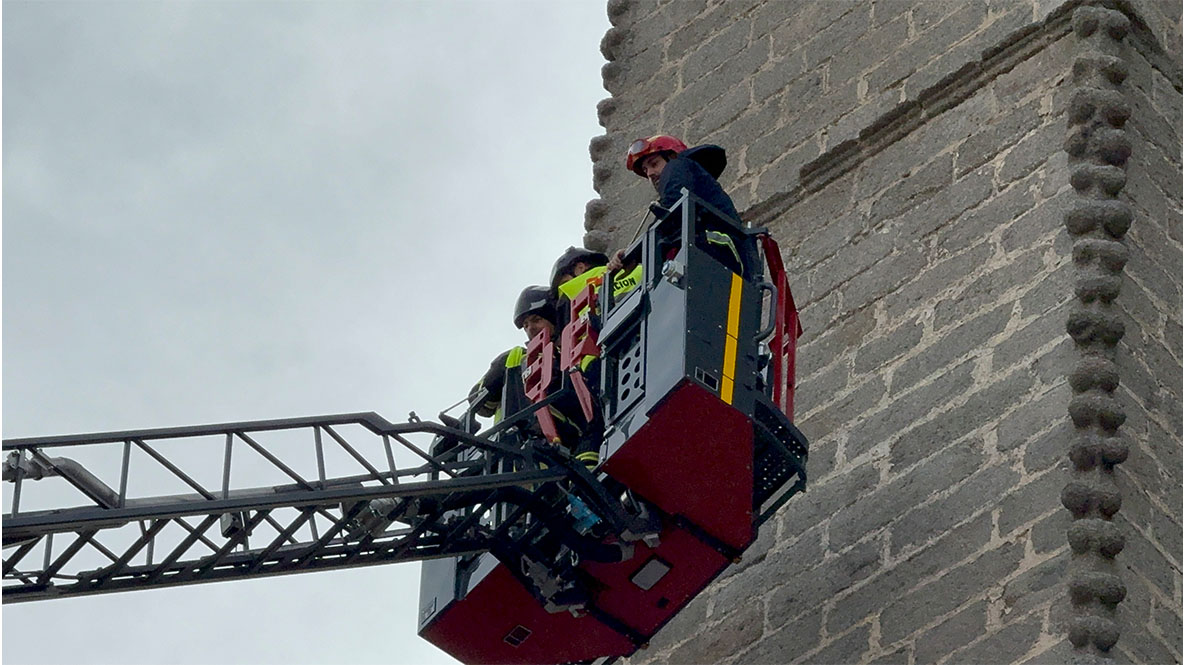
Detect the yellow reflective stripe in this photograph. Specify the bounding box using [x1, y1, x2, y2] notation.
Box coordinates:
[557, 266, 607, 301]
[505, 346, 525, 368]
[611, 265, 643, 297]
[579, 355, 596, 372]
[575, 452, 599, 462]
[706, 231, 741, 266]
[720, 273, 743, 405]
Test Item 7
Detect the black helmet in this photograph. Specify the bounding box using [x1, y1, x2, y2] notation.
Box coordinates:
[549, 246, 609, 292]
[513, 285, 557, 329]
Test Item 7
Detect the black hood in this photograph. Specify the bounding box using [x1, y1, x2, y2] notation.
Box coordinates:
[681, 144, 727, 179]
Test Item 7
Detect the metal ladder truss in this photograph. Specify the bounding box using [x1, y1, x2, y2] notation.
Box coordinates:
[1, 411, 623, 603]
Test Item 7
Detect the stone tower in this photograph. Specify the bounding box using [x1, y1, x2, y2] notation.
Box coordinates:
[584, 1, 1181, 663]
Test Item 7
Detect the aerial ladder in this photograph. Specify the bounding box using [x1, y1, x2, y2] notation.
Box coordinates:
[3, 190, 809, 665]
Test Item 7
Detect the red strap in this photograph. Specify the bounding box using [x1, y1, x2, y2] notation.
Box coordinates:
[523, 328, 560, 442]
[559, 280, 601, 423]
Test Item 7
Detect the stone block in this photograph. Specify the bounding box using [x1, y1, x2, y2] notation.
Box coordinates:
[823, 89, 901, 152]
[882, 242, 994, 322]
[993, 26, 1069, 108]
[998, 383, 1069, 454]
[686, 82, 752, 143]
[811, 623, 872, 664]
[896, 370, 1035, 470]
[869, 153, 955, 224]
[766, 538, 883, 628]
[645, 590, 709, 651]
[680, 16, 752, 83]
[906, 162, 996, 240]
[665, 1, 730, 61]
[712, 527, 826, 614]
[879, 541, 1024, 644]
[665, 599, 764, 665]
[869, 645, 913, 664]
[1145, 504, 1182, 572]
[998, 120, 1062, 187]
[915, 600, 989, 664]
[773, 168, 857, 237]
[955, 98, 1042, 177]
[805, 227, 898, 303]
[799, 376, 886, 452]
[933, 247, 1044, 331]
[736, 605, 823, 664]
[622, 67, 679, 124]
[1119, 514, 1181, 598]
[753, 138, 819, 204]
[1016, 639, 1076, 665]
[867, 2, 988, 93]
[753, 54, 809, 105]
[1030, 506, 1070, 554]
[828, 13, 911, 86]
[998, 466, 1065, 536]
[1115, 622, 1183, 665]
[801, 3, 875, 70]
[804, 436, 838, 483]
[829, 443, 984, 551]
[892, 304, 1012, 393]
[828, 511, 993, 634]
[1024, 421, 1072, 475]
[723, 97, 785, 175]
[946, 610, 1045, 664]
[1003, 552, 1065, 617]
[840, 243, 929, 315]
[781, 461, 881, 539]
[800, 302, 876, 360]
[663, 67, 735, 125]
[849, 358, 976, 458]
[791, 210, 865, 271]
[794, 357, 849, 417]
[937, 175, 1037, 257]
[1016, 260, 1073, 321]
[852, 316, 926, 375]
[890, 462, 1020, 555]
[985, 295, 1064, 371]
[748, 0, 796, 41]
[902, 35, 982, 102]
[1150, 596, 1183, 661]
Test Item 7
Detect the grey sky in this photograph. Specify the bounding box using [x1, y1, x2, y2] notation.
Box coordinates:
[3, 2, 613, 663]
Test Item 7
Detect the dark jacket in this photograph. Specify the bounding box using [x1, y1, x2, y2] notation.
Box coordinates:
[656, 144, 739, 223]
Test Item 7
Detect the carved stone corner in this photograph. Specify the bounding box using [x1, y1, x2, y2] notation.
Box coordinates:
[1061, 3, 1134, 658]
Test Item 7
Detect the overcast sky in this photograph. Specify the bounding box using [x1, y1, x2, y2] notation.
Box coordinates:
[3, 2, 613, 663]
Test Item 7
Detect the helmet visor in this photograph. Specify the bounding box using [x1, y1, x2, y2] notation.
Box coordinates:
[628, 139, 649, 156]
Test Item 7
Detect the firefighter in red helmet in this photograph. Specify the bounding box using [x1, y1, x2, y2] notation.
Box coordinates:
[612, 135, 746, 276]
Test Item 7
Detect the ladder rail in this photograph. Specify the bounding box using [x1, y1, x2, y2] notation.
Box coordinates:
[1, 412, 576, 604]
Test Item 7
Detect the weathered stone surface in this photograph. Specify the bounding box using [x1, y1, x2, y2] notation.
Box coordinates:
[828, 511, 994, 635]
[947, 610, 1046, 664]
[880, 542, 1024, 644]
[587, 0, 1182, 661]
[890, 462, 1019, 554]
[829, 444, 984, 551]
[665, 599, 763, 665]
[915, 601, 989, 664]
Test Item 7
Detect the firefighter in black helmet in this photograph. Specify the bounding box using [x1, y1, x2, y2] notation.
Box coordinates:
[470, 286, 557, 420]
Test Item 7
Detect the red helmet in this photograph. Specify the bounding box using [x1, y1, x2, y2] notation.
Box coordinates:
[625, 135, 687, 175]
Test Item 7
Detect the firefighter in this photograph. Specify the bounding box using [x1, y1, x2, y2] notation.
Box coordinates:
[551, 246, 641, 308]
[610, 134, 747, 276]
[469, 286, 557, 420]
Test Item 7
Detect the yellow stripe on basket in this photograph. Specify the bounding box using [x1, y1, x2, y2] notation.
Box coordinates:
[721, 273, 743, 404]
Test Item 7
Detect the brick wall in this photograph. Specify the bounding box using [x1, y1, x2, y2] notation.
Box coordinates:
[586, 0, 1181, 663]
[1108, 12, 1183, 663]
